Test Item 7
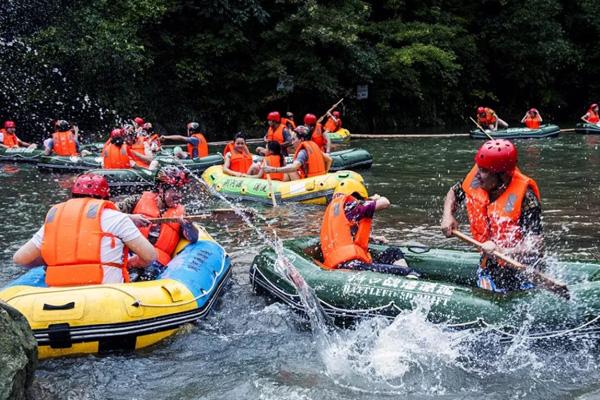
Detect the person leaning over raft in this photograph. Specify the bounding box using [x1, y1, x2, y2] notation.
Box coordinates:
[521, 108, 542, 129]
[223, 132, 254, 177]
[476, 106, 508, 131]
[116, 166, 199, 281]
[440, 139, 544, 292]
[0, 120, 36, 149]
[12, 174, 156, 286]
[160, 122, 209, 160]
[262, 126, 332, 181]
[320, 192, 419, 277]
[581, 103, 600, 125]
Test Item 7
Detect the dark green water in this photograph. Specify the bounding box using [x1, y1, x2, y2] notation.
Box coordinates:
[1, 133, 600, 399]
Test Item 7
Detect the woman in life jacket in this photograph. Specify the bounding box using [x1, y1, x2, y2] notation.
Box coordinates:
[581, 103, 600, 125]
[262, 126, 333, 181]
[223, 132, 254, 177]
[102, 128, 136, 169]
[247, 140, 286, 181]
[117, 166, 199, 281]
[521, 108, 543, 129]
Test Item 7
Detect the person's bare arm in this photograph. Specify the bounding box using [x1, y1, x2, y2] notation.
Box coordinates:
[441, 187, 459, 237]
[13, 240, 44, 267]
[125, 236, 156, 268]
[323, 152, 333, 172]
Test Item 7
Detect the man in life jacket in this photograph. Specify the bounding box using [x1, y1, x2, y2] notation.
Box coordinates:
[223, 132, 254, 177]
[521, 108, 542, 129]
[161, 122, 209, 160]
[143, 122, 161, 152]
[262, 126, 332, 180]
[323, 110, 342, 133]
[12, 174, 156, 286]
[0, 120, 36, 149]
[441, 139, 544, 292]
[476, 106, 508, 131]
[133, 116, 145, 134]
[116, 166, 199, 281]
[581, 103, 600, 125]
[257, 111, 292, 157]
[282, 112, 296, 130]
[102, 128, 141, 169]
[304, 113, 331, 153]
[43, 119, 81, 156]
[320, 192, 419, 276]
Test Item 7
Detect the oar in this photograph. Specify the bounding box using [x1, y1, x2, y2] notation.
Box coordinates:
[147, 209, 257, 223]
[452, 230, 569, 299]
[260, 159, 278, 207]
[317, 98, 344, 124]
[208, 138, 264, 146]
[469, 117, 494, 140]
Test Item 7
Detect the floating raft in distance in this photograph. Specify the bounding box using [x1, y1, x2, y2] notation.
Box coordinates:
[574, 123, 600, 135]
[470, 124, 560, 139]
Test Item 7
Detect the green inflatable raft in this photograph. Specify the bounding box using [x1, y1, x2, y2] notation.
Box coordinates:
[328, 128, 352, 143]
[37, 155, 102, 172]
[253, 148, 372, 172]
[250, 237, 600, 337]
[87, 167, 157, 194]
[202, 166, 368, 205]
[470, 124, 560, 139]
[0, 147, 44, 163]
[153, 154, 224, 172]
[575, 123, 600, 135]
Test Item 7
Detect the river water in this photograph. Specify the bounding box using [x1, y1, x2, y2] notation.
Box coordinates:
[1, 133, 600, 399]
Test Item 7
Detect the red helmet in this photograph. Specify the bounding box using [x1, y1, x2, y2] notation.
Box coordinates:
[303, 113, 317, 125]
[332, 111, 341, 118]
[134, 117, 145, 126]
[4, 120, 15, 129]
[156, 166, 189, 188]
[475, 139, 518, 173]
[477, 106, 485, 115]
[110, 128, 125, 139]
[72, 174, 110, 199]
[267, 111, 281, 122]
[529, 108, 538, 114]
[590, 103, 598, 110]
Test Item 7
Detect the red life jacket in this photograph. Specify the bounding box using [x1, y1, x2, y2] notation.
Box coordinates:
[281, 118, 296, 130]
[524, 116, 541, 129]
[462, 165, 541, 248]
[266, 123, 285, 144]
[103, 143, 131, 169]
[477, 108, 497, 126]
[323, 117, 341, 132]
[310, 123, 327, 151]
[132, 191, 184, 266]
[130, 137, 149, 168]
[229, 148, 253, 174]
[587, 110, 600, 124]
[41, 198, 129, 286]
[293, 141, 327, 178]
[263, 154, 283, 181]
[187, 133, 208, 158]
[320, 194, 373, 269]
[52, 131, 78, 156]
[1, 129, 18, 147]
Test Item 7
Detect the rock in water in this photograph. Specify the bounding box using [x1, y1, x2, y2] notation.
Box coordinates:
[0, 302, 37, 400]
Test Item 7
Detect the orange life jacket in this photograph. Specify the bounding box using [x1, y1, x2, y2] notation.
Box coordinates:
[266, 123, 286, 144]
[1, 129, 18, 147]
[281, 118, 296, 130]
[293, 141, 327, 178]
[41, 198, 129, 286]
[148, 134, 161, 150]
[130, 137, 149, 168]
[524, 116, 541, 129]
[587, 110, 600, 124]
[132, 191, 184, 266]
[229, 148, 253, 174]
[323, 117, 341, 132]
[477, 108, 497, 126]
[462, 165, 541, 248]
[103, 143, 131, 169]
[310, 123, 327, 151]
[320, 194, 373, 269]
[223, 142, 234, 157]
[52, 131, 78, 156]
[187, 133, 208, 158]
[263, 154, 283, 181]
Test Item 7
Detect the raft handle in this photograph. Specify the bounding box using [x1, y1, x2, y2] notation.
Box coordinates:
[43, 302, 75, 311]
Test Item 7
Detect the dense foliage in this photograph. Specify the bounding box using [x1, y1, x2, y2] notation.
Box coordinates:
[0, 0, 599, 139]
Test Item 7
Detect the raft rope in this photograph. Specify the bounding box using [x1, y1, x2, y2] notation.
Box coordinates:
[4, 244, 229, 309]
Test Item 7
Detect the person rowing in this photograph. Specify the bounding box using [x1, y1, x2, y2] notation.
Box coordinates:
[441, 139, 546, 293]
[476, 106, 508, 131]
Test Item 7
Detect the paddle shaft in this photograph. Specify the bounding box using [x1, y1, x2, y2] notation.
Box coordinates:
[451, 230, 569, 298]
[147, 208, 255, 223]
[317, 98, 344, 124]
[469, 117, 494, 140]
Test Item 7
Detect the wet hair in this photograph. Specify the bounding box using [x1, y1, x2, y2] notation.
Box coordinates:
[111, 136, 124, 146]
[267, 141, 285, 167]
[234, 131, 246, 141]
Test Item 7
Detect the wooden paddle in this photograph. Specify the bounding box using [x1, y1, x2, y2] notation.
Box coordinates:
[147, 208, 257, 223]
[452, 230, 569, 299]
[317, 98, 344, 124]
[469, 117, 494, 140]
